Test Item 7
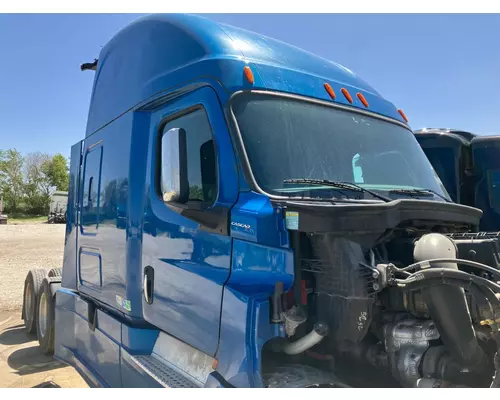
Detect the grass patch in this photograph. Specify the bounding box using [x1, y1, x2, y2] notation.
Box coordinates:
[6, 214, 47, 225]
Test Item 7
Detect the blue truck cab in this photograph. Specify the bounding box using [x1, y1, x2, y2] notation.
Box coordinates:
[26, 13, 500, 388]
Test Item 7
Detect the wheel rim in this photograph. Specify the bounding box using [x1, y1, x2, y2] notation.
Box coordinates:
[25, 283, 33, 322]
[38, 291, 48, 337]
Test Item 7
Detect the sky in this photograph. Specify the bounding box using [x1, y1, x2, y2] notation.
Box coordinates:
[1, 13, 500, 159]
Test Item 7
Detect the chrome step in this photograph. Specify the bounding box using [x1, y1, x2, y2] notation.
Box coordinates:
[131, 355, 200, 388]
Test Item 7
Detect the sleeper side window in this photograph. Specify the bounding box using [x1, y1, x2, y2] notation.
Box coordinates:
[160, 108, 217, 204]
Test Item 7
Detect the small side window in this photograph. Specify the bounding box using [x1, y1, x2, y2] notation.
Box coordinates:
[81, 146, 103, 234]
[160, 108, 217, 204]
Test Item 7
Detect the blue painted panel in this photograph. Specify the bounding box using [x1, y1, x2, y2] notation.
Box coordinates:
[213, 237, 292, 387]
[215, 288, 284, 387]
[62, 141, 83, 290]
[230, 239, 294, 293]
[54, 290, 122, 387]
[215, 287, 256, 387]
[79, 248, 102, 288]
[141, 228, 231, 356]
[86, 14, 406, 136]
[77, 113, 147, 320]
[55, 289, 159, 387]
[230, 191, 289, 248]
[55, 289, 79, 355]
[54, 346, 107, 388]
[250, 62, 403, 122]
[97, 308, 122, 344]
[121, 325, 159, 354]
[123, 111, 152, 322]
[218, 20, 375, 93]
[141, 86, 237, 356]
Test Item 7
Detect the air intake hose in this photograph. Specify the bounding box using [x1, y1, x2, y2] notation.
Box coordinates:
[413, 233, 486, 368]
[283, 323, 329, 355]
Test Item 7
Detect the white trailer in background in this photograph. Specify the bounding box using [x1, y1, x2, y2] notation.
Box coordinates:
[0, 196, 6, 224]
[48, 191, 67, 224]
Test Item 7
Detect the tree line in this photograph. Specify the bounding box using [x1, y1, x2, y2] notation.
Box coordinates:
[0, 149, 69, 215]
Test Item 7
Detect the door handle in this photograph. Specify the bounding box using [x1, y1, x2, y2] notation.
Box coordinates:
[88, 177, 93, 207]
[143, 266, 154, 304]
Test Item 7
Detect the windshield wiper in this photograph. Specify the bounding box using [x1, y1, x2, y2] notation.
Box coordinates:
[389, 188, 451, 203]
[283, 178, 391, 202]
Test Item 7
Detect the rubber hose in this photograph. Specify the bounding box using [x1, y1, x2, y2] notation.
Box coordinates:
[399, 268, 500, 293]
[399, 266, 488, 366]
[400, 258, 500, 280]
[283, 323, 328, 356]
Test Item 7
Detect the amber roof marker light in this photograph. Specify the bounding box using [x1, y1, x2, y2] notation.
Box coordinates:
[398, 109, 409, 123]
[324, 83, 336, 100]
[243, 66, 254, 84]
[341, 88, 353, 104]
[357, 93, 369, 108]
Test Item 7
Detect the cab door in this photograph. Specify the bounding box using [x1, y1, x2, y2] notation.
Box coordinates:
[141, 86, 239, 356]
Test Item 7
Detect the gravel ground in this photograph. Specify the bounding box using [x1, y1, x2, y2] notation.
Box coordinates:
[0, 310, 88, 388]
[0, 224, 88, 388]
[0, 224, 65, 311]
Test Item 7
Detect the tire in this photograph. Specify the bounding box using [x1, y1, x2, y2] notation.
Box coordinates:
[36, 278, 56, 355]
[22, 268, 48, 333]
[47, 268, 62, 279]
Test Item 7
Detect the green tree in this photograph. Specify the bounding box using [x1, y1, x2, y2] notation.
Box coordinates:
[24, 152, 52, 214]
[43, 153, 69, 191]
[0, 149, 24, 212]
[189, 185, 204, 201]
[0, 150, 4, 193]
[0, 150, 69, 215]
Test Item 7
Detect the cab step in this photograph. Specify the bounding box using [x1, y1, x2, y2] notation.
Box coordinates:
[130, 355, 200, 388]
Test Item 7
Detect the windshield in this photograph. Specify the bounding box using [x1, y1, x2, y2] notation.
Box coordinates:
[231, 93, 450, 201]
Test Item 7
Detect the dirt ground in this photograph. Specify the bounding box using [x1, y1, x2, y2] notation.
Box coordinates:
[0, 224, 88, 388]
[0, 310, 88, 388]
[0, 224, 65, 311]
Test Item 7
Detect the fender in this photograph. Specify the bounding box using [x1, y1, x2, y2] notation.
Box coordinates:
[46, 277, 62, 299]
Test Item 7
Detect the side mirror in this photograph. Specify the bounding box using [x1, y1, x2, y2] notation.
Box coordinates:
[161, 128, 189, 204]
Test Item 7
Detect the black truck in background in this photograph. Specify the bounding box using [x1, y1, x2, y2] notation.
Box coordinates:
[415, 128, 500, 232]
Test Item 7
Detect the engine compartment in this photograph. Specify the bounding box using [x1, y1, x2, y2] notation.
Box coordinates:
[263, 200, 500, 388]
